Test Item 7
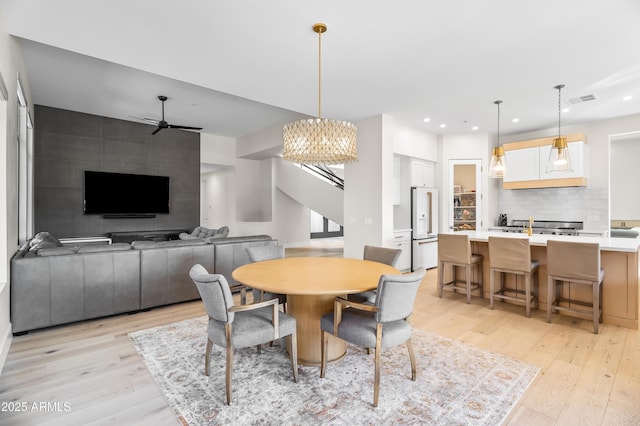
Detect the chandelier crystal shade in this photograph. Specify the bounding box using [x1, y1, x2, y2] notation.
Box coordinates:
[488, 100, 506, 179]
[283, 23, 358, 165]
[546, 84, 572, 173]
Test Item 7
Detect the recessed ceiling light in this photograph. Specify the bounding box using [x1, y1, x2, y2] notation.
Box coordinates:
[623, 95, 632, 101]
[440, 124, 446, 128]
[472, 126, 479, 131]
[423, 117, 431, 122]
[512, 118, 520, 123]
[562, 107, 570, 113]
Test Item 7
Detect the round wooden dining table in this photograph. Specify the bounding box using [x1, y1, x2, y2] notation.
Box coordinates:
[232, 257, 399, 366]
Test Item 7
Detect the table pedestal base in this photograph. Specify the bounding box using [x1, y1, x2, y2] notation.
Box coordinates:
[287, 293, 346, 366]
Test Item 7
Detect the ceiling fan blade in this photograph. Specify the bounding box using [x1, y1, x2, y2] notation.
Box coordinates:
[167, 124, 203, 131]
[129, 115, 159, 125]
[152, 127, 162, 135]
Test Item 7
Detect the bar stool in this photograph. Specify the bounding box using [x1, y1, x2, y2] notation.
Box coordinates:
[546, 240, 604, 334]
[437, 233, 483, 304]
[488, 236, 539, 317]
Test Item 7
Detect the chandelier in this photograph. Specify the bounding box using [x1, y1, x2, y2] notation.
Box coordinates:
[283, 23, 357, 165]
[546, 84, 572, 172]
[488, 100, 506, 178]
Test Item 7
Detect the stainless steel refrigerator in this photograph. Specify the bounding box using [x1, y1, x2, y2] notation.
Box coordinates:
[411, 186, 438, 271]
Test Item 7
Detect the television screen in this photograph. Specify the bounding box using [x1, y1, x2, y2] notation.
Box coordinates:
[84, 171, 170, 215]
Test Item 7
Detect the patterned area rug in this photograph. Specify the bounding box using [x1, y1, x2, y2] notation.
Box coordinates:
[129, 317, 538, 425]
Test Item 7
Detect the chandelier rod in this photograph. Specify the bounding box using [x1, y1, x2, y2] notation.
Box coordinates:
[313, 23, 327, 119]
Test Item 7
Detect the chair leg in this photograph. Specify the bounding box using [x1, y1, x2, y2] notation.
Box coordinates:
[489, 269, 495, 310]
[593, 281, 600, 334]
[225, 345, 233, 405]
[406, 337, 417, 381]
[478, 261, 483, 296]
[289, 332, 299, 382]
[320, 330, 328, 378]
[525, 274, 531, 318]
[465, 265, 471, 304]
[546, 276, 554, 323]
[225, 324, 233, 405]
[534, 270, 539, 309]
[373, 324, 382, 407]
[438, 262, 444, 298]
[205, 338, 213, 376]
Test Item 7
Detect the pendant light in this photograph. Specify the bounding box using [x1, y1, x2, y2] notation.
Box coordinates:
[489, 100, 506, 178]
[546, 84, 572, 173]
[283, 23, 357, 165]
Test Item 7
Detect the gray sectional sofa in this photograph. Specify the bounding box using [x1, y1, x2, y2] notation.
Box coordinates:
[10, 234, 277, 333]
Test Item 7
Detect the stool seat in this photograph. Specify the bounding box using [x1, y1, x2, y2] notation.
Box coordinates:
[488, 236, 539, 317]
[546, 240, 604, 334]
[438, 233, 483, 304]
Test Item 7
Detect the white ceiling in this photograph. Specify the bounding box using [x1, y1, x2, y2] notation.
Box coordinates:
[1, 0, 639, 140]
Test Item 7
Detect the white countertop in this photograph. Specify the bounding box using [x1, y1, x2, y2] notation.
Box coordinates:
[450, 230, 640, 253]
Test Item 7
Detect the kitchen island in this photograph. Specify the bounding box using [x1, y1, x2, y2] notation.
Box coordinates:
[447, 231, 640, 329]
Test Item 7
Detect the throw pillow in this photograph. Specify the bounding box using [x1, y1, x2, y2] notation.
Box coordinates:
[29, 232, 63, 251]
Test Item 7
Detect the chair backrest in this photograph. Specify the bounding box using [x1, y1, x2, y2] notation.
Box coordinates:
[488, 236, 532, 271]
[438, 233, 472, 264]
[246, 244, 285, 262]
[363, 245, 402, 267]
[189, 264, 235, 323]
[375, 269, 425, 323]
[547, 240, 601, 281]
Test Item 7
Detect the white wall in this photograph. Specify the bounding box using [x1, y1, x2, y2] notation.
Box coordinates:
[344, 114, 395, 259]
[200, 137, 310, 244]
[0, 11, 32, 372]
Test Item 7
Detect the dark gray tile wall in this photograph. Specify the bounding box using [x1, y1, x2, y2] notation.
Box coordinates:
[34, 105, 200, 238]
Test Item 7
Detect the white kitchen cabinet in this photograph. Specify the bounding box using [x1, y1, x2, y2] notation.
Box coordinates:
[503, 146, 540, 182]
[390, 230, 411, 271]
[502, 133, 587, 189]
[410, 159, 435, 187]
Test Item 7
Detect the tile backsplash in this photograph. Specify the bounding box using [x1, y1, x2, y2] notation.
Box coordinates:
[498, 186, 608, 231]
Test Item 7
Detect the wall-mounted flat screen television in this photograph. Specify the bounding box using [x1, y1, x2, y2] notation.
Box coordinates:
[84, 171, 170, 215]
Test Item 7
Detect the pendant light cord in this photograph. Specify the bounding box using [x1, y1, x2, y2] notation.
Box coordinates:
[555, 84, 565, 138]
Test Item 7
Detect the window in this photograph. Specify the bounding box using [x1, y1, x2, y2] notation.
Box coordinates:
[17, 74, 33, 245]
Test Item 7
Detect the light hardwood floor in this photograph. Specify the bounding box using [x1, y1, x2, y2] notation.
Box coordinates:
[0, 240, 638, 425]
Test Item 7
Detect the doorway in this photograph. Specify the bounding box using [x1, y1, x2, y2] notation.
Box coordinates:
[610, 131, 640, 229]
[448, 159, 482, 231]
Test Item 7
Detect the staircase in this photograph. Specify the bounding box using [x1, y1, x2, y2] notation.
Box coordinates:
[274, 158, 344, 226]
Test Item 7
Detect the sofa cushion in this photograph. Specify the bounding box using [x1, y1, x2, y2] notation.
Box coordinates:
[37, 247, 79, 257]
[29, 232, 63, 251]
[77, 243, 133, 253]
[132, 239, 208, 250]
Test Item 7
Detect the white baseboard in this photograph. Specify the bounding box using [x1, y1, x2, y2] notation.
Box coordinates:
[0, 321, 11, 375]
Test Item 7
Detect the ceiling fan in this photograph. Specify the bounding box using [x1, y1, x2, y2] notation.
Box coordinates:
[144, 95, 203, 135]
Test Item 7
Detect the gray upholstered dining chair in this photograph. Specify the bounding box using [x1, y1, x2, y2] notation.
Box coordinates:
[246, 245, 288, 310]
[349, 245, 402, 304]
[189, 264, 298, 405]
[319, 269, 425, 407]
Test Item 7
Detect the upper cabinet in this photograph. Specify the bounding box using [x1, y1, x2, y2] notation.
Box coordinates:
[502, 133, 587, 189]
[410, 159, 435, 187]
